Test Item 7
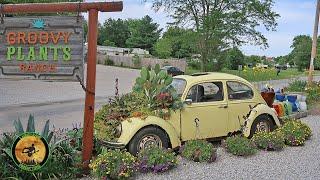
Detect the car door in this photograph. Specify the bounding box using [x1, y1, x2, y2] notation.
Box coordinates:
[180, 81, 228, 141]
[226, 81, 257, 133]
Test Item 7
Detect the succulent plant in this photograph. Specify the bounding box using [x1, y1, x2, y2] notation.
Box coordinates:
[13, 114, 53, 144]
[133, 64, 173, 108]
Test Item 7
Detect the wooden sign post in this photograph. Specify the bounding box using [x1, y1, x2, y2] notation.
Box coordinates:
[0, 1, 123, 168]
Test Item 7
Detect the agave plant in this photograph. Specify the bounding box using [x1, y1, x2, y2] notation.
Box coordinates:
[13, 114, 53, 143]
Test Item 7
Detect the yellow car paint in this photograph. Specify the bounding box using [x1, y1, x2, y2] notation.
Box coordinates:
[112, 72, 280, 149]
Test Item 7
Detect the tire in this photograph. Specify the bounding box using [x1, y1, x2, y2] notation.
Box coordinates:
[248, 114, 275, 138]
[128, 127, 169, 156]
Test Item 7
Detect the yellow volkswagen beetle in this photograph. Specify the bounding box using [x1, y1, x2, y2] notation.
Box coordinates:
[104, 72, 280, 155]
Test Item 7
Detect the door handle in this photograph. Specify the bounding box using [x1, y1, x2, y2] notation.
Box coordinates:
[219, 104, 228, 108]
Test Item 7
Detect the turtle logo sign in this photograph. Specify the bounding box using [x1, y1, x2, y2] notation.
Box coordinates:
[11, 132, 49, 172]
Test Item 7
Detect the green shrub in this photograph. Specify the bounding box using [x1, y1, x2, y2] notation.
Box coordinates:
[286, 80, 307, 92]
[180, 140, 217, 163]
[137, 146, 177, 173]
[224, 136, 257, 156]
[278, 120, 312, 146]
[252, 131, 285, 151]
[90, 149, 136, 179]
[105, 57, 114, 66]
[133, 54, 141, 68]
[305, 82, 320, 103]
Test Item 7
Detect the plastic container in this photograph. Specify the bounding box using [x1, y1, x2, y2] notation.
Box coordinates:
[290, 102, 298, 112]
[275, 93, 286, 102]
[273, 103, 284, 117]
[287, 95, 297, 103]
[299, 102, 307, 111]
[261, 92, 275, 107]
[283, 101, 293, 115]
[300, 95, 307, 102]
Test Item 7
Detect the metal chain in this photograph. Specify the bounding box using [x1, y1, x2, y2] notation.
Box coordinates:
[0, 4, 4, 24]
[76, 75, 95, 95]
[115, 78, 119, 97]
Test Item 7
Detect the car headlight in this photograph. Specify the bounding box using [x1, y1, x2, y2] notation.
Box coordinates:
[115, 123, 122, 138]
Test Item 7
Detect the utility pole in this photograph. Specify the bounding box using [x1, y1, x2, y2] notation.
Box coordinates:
[309, 0, 320, 85]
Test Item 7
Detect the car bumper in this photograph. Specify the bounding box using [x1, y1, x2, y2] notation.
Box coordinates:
[99, 140, 126, 149]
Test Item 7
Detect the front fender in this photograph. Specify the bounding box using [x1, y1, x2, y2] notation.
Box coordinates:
[243, 104, 281, 137]
[117, 116, 181, 149]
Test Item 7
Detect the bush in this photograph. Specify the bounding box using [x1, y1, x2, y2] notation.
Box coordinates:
[278, 120, 312, 146]
[137, 146, 177, 173]
[305, 82, 320, 103]
[90, 149, 136, 179]
[133, 54, 141, 68]
[224, 136, 257, 156]
[252, 131, 285, 151]
[286, 80, 307, 92]
[180, 140, 217, 163]
[105, 57, 114, 66]
[187, 59, 201, 70]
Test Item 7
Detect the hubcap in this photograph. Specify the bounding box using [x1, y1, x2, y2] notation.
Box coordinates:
[255, 121, 270, 133]
[138, 134, 162, 151]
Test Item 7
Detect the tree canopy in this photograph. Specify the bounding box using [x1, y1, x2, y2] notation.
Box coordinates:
[126, 15, 162, 53]
[145, 0, 279, 71]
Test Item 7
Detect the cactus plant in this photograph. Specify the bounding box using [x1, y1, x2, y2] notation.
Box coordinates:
[133, 64, 173, 108]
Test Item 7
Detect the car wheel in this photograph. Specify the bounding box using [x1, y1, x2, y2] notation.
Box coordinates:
[128, 127, 169, 155]
[249, 114, 274, 138]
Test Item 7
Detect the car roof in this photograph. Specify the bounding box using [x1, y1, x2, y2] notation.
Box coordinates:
[174, 72, 250, 84]
[161, 66, 173, 68]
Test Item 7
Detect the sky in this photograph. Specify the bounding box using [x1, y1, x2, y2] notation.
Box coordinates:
[85, 0, 318, 57]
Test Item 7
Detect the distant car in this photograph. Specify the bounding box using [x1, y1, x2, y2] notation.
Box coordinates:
[161, 66, 184, 76]
[275, 65, 287, 70]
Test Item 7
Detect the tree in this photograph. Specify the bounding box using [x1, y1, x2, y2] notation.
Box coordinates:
[99, 18, 130, 47]
[162, 27, 198, 58]
[146, 0, 279, 71]
[226, 48, 245, 70]
[290, 35, 312, 71]
[245, 55, 261, 66]
[154, 38, 173, 59]
[126, 15, 162, 53]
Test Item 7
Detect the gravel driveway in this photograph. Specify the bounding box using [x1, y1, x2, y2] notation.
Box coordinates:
[137, 116, 320, 180]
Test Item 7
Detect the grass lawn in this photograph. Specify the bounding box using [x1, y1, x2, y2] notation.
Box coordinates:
[186, 67, 320, 82]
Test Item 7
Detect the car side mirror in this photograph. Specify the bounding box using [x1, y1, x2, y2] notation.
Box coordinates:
[185, 99, 192, 105]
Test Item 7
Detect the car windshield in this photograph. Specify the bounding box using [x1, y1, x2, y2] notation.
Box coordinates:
[170, 78, 186, 97]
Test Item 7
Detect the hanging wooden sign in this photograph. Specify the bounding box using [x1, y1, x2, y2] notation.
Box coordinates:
[0, 16, 84, 81]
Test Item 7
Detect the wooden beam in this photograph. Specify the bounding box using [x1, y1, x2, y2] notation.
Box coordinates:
[1, 2, 123, 13]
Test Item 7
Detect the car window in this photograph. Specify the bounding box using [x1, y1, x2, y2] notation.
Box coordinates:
[227, 81, 254, 100]
[170, 78, 186, 97]
[186, 82, 224, 103]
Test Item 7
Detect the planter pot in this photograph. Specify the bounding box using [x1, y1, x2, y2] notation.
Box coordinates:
[287, 95, 297, 103]
[275, 93, 286, 102]
[261, 92, 275, 107]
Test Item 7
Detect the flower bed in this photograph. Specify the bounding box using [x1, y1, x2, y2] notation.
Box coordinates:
[90, 149, 136, 179]
[136, 146, 177, 173]
[252, 131, 285, 151]
[224, 136, 257, 156]
[180, 140, 217, 163]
